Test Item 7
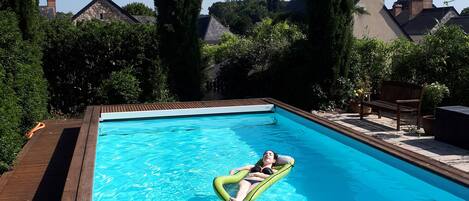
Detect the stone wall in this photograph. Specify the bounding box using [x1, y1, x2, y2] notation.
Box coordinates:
[73, 0, 136, 23]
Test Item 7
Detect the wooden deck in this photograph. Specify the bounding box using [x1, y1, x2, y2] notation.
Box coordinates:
[0, 119, 82, 201]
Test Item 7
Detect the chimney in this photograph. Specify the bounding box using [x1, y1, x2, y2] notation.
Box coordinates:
[423, 0, 433, 9]
[47, 0, 56, 16]
[410, 0, 424, 17]
[393, 3, 403, 16]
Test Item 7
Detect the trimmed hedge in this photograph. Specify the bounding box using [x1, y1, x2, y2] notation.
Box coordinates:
[0, 11, 48, 173]
[42, 19, 173, 114]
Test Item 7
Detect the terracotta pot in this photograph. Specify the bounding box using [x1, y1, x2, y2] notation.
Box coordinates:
[349, 101, 372, 114]
[422, 115, 435, 135]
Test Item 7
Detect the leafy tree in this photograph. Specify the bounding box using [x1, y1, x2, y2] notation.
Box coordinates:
[204, 19, 307, 103]
[156, 0, 203, 100]
[306, 0, 354, 108]
[420, 25, 469, 105]
[390, 25, 469, 106]
[461, 7, 469, 16]
[123, 2, 155, 16]
[209, 0, 271, 34]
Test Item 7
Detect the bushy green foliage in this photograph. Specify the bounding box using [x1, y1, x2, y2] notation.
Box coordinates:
[0, 10, 48, 173]
[123, 2, 155, 16]
[390, 26, 469, 106]
[42, 19, 173, 114]
[422, 82, 450, 115]
[306, 0, 354, 109]
[389, 38, 423, 83]
[461, 7, 469, 16]
[420, 26, 469, 105]
[204, 19, 307, 102]
[209, 0, 286, 35]
[156, 0, 202, 101]
[98, 68, 142, 104]
[350, 38, 391, 93]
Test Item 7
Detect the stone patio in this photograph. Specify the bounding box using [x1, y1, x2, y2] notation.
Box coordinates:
[313, 111, 469, 172]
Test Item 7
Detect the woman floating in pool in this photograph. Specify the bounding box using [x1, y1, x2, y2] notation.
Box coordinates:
[228, 150, 278, 201]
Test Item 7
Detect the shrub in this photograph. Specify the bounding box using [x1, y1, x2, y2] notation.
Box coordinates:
[350, 38, 391, 93]
[98, 69, 142, 104]
[422, 82, 450, 115]
[420, 25, 469, 105]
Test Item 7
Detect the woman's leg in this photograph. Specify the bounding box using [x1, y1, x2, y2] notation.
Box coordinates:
[248, 182, 259, 192]
[234, 180, 251, 201]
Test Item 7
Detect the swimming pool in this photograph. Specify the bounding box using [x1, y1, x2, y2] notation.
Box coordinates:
[93, 104, 468, 201]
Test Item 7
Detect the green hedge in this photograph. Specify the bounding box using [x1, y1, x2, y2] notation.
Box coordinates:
[0, 11, 48, 173]
[42, 19, 174, 114]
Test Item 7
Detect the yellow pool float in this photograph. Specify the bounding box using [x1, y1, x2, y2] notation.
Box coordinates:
[213, 155, 295, 201]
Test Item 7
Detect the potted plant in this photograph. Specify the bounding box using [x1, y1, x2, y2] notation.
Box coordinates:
[349, 79, 372, 114]
[421, 82, 449, 135]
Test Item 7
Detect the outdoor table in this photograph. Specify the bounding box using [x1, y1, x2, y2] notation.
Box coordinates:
[434, 106, 469, 149]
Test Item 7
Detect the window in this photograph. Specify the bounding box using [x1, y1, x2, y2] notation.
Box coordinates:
[100, 13, 104, 19]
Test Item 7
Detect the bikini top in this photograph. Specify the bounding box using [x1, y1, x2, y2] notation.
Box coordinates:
[250, 165, 274, 175]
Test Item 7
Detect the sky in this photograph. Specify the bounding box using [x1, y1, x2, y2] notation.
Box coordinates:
[41, 0, 467, 14]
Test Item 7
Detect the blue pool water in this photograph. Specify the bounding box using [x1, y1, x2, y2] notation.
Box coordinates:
[94, 108, 469, 201]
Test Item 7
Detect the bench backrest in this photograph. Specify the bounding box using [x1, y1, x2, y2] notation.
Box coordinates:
[380, 81, 423, 102]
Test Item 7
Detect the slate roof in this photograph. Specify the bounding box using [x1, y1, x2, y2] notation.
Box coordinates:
[393, 0, 436, 10]
[133, 15, 156, 24]
[72, 0, 139, 23]
[447, 16, 469, 33]
[197, 15, 231, 44]
[401, 7, 458, 35]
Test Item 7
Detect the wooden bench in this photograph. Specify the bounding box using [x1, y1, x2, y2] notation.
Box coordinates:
[360, 81, 424, 130]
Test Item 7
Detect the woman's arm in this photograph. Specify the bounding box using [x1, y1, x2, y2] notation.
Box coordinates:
[230, 165, 254, 175]
[249, 172, 271, 179]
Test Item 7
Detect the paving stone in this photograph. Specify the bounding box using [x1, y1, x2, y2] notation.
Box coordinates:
[314, 111, 469, 173]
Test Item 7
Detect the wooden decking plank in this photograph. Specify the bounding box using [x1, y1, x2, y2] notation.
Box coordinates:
[77, 106, 100, 201]
[0, 119, 82, 201]
[62, 107, 94, 201]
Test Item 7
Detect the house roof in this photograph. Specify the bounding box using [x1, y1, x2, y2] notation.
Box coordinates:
[198, 15, 231, 44]
[72, 0, 139, 23]
[447, 16, 469, 33]
[402, 7, 458, 35]
[393, 0, 437, 10]
[382, 5, 412, 39]
[133, 15, 156, 24]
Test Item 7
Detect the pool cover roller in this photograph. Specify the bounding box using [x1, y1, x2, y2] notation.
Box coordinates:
[213, 155, 295, 201]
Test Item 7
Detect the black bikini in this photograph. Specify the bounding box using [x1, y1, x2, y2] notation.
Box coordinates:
[250, 166, 274, 175]
[244, 166, 274, 184]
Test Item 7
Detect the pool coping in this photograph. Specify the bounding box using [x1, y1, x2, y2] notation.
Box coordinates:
[62, 98, 469, 201]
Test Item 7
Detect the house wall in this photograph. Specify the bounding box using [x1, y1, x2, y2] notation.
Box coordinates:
[353, 0, 408, 42]
[73, 0, 136, 23]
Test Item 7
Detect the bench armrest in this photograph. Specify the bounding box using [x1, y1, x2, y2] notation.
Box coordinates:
[395, 99, 420, 104]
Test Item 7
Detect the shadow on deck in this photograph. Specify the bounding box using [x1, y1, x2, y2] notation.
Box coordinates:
[0, 120, 81, 201]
